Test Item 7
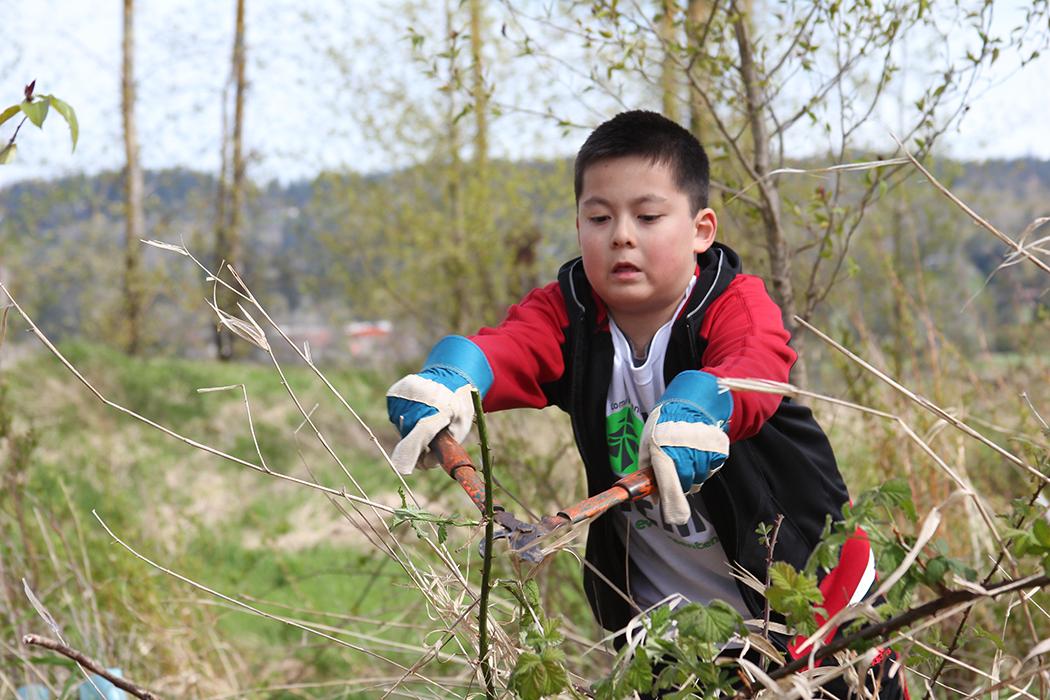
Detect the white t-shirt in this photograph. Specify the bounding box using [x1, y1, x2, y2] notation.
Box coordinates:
[605, 278, 749, 618]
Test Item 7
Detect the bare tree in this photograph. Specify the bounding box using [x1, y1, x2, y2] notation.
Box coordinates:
[499, 0, 1049, 386]
[215, 0, 248, 361]
[121, 0, 145, 355]
[470, 0, 488, 175]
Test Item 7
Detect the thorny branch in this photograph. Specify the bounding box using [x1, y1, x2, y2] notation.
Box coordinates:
[739, 574, 1050, 697]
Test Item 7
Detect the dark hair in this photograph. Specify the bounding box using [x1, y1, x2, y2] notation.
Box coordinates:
[574, 110, 709, 213]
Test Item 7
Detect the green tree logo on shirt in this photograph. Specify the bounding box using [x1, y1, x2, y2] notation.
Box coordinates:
[607, 405, 644, 475]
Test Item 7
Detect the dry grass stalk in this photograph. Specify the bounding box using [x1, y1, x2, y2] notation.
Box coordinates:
[891, 140, 1050, 276]
[3, 247, 531, 695]
[794, 315, 1041, 482]
[91, 511, 453, 686]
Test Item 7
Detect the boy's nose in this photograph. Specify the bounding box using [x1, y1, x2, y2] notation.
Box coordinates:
[611, 219, 636, 248]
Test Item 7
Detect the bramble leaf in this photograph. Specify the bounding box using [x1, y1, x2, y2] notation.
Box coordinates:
[0, 143, 15, 164]
[390, 487, 476, 542]
[623, 647, 653, 694]
[676, 600, 743, 645]
[873, 478, 917, 521]
[922, 556, 949, 586]
[523, 578, 541, 611]
[1034, 518, 1050, 548]
[510, 647, 569, 700]
[767, 562, 825, 636]
[524, 616, 564, 648]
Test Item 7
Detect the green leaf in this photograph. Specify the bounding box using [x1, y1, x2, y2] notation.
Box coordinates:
[647, 603, 672, 634]
[1034, 518, 1050, 548]
[767, 562, 825, 635]
[676, 600, 743, 645]
[923, 556, 949, 586]
[20, 99, 48, 129]
[523, 578, 541, 611]
[524, 615, 564, 648]
[0, 104, 20, 128]
[970, 624, 1007, 651]
[867, 479, 917, 522]
[623, 647, 653, 694]
[0, 143, 15, 164]
[46, 95, 78, 151]
[510, 648, 569, 700]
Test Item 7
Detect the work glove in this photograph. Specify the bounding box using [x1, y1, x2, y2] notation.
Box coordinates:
[386, 335, 494, 474]
[638, 370, 732, 526]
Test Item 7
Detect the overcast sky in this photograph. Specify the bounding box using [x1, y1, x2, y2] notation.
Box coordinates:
[2, 0, 1048, 189]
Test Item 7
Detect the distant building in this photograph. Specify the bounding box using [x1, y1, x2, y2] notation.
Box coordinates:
[346, 320, 392, 358]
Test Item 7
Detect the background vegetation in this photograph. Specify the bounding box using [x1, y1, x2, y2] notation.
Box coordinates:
[1, 0, 1049, 697]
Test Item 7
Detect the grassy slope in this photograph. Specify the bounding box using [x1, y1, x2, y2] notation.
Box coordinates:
[1, 343, 455, 696]
[2, 342, 605, 697]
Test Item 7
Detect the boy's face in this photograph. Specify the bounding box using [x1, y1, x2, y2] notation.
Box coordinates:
[577, 155, 716, 324]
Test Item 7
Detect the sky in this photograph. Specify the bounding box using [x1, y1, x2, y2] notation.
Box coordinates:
[1, 0, 1048, 189]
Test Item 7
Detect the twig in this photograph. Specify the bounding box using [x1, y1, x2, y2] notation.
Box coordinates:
[22, 634, 158, 699]
[5, 115, 29, 148]
[762, 515, 784, 642]
[473, 389, 497, 699]
[892, 137, 1050, 275]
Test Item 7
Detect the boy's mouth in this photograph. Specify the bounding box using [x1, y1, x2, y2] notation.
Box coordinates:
[612, 262, 640, 274]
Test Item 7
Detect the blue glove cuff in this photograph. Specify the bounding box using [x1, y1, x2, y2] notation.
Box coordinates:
[423, 335, 494, 397]
[658, 370, 733, 429]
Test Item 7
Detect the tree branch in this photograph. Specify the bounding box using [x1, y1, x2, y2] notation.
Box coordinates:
[22, 634, 158, 700]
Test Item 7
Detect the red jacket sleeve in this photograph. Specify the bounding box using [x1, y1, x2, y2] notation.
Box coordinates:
[469, 282, 568, 412]
[699, 275, 796, 442]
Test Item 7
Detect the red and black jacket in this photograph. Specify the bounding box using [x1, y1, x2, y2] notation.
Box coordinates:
[471, 242, 874, 649]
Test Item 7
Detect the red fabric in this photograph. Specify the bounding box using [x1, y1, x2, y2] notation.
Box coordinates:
[470, 273, 796, 443]
[472, 281, 569, 412]
[787, 526, 873, 661]
[697, 275, 796, 442]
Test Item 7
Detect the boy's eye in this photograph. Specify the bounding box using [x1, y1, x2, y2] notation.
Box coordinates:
[639, 214, 663, 223]
[588, 215, 610, 224]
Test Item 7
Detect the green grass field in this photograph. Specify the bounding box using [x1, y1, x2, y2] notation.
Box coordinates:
[1, 342, 606, 697]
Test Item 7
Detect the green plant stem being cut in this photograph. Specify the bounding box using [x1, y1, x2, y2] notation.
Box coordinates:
[472, 389, 497, 699]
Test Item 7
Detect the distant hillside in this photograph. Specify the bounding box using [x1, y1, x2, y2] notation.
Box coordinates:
[1, 156, 1045, 357]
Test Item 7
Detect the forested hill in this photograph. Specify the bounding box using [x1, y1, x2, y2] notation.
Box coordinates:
[3, 156, 1046, 246]
[1, 157, 1046, 360]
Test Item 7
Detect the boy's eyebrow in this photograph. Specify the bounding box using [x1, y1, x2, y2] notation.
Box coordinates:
[580, 194, 668, 208]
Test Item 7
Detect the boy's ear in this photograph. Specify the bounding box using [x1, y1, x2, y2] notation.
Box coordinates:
[692, 208, 718, 254]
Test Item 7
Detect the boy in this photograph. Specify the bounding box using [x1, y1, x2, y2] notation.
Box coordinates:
[387, 111, 903, 696]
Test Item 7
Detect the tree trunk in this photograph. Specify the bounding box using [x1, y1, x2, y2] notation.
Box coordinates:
[121, 0, 144, 355]
[731, 8, 807, 386]
[660, 0, 679, 122]
[216, 0, 247, 361]
[470, 0, 487, 175]
[685, 0, 710, 142]
[445, 0, 467, 332]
